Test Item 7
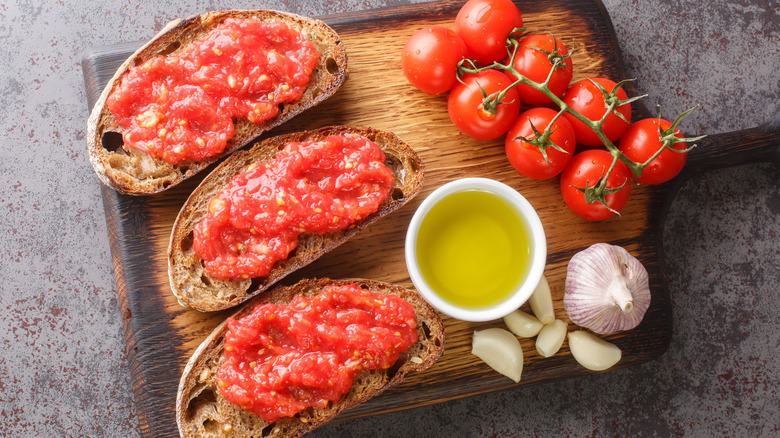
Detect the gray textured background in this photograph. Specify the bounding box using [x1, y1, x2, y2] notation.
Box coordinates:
[0, 0, 777, 436]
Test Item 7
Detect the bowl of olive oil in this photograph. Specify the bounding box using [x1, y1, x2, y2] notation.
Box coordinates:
[405, 178, 546, 321]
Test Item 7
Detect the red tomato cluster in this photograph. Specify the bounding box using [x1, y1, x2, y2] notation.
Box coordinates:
[402, 0, 525, 142]
[401, 0, 695, 221]
[401, 0, 520, 97]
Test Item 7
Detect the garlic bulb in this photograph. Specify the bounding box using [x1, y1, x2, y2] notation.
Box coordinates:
[563, 243, 650, 334]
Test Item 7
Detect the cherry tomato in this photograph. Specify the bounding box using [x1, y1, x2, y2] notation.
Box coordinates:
[505, 34, 573, 106]
[401, 26, 468, 95]
[454, 0, 523, 65]
[618, 118, 689, 184]
[562, 78, 632, 147]
[560, 149, 632, 221]
[448, 69, 520, 140]
[505, 108, 576, 180]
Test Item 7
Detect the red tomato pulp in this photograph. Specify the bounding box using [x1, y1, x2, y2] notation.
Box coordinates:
[217, 283, 419, 421]
[193, 135, 394, 279]
[107, 19, 319, 164]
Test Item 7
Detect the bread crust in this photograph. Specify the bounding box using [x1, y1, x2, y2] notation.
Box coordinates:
[176, 277, 445, 438]
[87, 9, 348, 195]
[168, 125, 425, 312]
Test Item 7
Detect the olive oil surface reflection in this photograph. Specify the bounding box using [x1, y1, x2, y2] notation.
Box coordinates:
[415, 189, 533, 310]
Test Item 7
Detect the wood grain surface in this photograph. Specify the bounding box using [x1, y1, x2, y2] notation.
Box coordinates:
[80, 1, 779, 437]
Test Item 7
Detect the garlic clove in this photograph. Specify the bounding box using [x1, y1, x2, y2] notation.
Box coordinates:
[563, 243, 651, 334]
[528, 275, 555, 325]
[471, 328, 524, 383]
[503, 309, 544, 338]
[535, 319, 567, 357]
[567, 330, 622, 371]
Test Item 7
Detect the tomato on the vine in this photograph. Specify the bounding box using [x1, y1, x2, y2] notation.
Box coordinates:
[448, 69, 520, 140]
[618, 118, 689, 185]
[454, 0, 523, 65]
[401, 26, 468, 95]
[505, 107, 576, 180]
[505, 34, 573, 106]
[560, 149, 632, 221]
[562, 78, 631, 147]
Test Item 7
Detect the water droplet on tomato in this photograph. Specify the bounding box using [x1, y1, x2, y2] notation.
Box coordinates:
[475, 5, 493, 23]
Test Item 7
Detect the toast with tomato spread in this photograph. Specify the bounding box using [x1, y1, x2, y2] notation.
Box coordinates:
[168, 125, 425, 312]
[87, 9, 348, 195]
[176, 277, 445, 438]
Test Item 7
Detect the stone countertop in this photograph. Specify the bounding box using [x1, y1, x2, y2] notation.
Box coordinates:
[1, 0, 777, 436]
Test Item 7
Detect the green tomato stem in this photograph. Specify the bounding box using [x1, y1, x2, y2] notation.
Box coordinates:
[457, 35, 705, 207]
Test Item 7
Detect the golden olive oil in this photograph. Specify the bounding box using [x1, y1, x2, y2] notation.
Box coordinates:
[416, 189, 533, 310]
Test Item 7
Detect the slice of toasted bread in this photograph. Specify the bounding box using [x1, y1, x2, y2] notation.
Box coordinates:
[176, 277, 445, 438]
[87, 9, 348, 195]
[168, 125, 425, 312]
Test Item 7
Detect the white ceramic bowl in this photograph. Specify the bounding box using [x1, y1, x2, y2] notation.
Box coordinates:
[405, 178, 546, 322]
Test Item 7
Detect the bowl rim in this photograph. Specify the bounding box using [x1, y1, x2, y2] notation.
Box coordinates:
[404, 177, 547, 322]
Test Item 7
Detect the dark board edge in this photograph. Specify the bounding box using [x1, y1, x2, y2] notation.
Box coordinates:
[100, 187, 183, 436]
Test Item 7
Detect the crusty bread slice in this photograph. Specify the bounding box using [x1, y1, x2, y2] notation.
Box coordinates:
[176, 277, 445, 438]
[168, 125, 425, 312]
[87, 9, 348, 195]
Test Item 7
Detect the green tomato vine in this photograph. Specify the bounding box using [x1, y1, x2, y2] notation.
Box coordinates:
[457, 28, 706, 215]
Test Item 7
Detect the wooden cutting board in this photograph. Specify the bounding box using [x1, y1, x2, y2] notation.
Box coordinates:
[81, 1, 779, 436]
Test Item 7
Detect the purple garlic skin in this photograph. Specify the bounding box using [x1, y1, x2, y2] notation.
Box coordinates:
[563, 243, 651, 334]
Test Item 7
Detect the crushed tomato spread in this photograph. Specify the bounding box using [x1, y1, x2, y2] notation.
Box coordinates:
[193, 134, 395, 279]
[106, 18, 319, 164]
[216, 283, 419, 422]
